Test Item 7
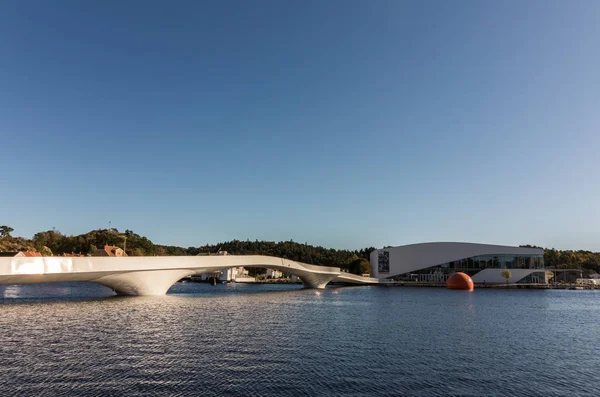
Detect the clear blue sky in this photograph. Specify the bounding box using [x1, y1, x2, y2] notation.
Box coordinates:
[1, 1, 599, 250]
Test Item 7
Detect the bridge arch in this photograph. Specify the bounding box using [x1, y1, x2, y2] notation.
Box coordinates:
[93, 260, 340, 295]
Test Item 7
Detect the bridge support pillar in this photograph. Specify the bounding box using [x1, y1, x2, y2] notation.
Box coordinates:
[300, 273, 338, 289]
[93, 269, 194, 296]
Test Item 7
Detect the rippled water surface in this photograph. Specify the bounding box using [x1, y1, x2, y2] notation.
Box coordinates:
[1, 282, 599, 396]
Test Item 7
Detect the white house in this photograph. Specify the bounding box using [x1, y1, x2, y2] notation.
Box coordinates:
[200, 266, 249, 282]
[266, 269, 283, 279]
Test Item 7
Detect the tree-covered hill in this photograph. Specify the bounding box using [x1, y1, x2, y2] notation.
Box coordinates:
[0, 226, 375, 270]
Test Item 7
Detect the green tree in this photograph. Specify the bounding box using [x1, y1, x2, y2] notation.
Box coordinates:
[39, 246, 53, 257]
[545, 249, 560, 268]
[33, 230, 65, 253]
[501, 269, 512, 286]
[355, 247, 376, 260]
[0, 225, 14, 238]
[89, 244, 97, 255]
[348, 258, 371, 275]
[131, 247, 145, 256]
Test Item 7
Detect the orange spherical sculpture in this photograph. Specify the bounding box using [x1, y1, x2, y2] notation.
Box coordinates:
[447, 272, 474, 291]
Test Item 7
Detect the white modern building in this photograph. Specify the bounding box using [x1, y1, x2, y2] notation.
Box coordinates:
[370, 242, 546, 284]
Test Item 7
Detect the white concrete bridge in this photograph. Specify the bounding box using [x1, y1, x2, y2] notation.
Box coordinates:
[0, 255, 380, 296]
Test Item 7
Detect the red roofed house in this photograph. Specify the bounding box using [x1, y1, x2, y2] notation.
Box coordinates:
[93, 245, 127, 257]
[15, 252, 42, 257]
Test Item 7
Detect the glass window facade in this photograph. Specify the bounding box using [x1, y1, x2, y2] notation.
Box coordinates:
[397, 254, 545, 283]
[447, 254, 544, 271]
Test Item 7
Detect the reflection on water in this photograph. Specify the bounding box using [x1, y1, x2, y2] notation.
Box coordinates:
[0, 283, 599, 396]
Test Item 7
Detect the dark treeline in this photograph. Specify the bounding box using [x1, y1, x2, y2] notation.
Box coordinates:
[180, 241, 376, 268]
[544, 249, 600, 272]
[521, 245, 600, 274]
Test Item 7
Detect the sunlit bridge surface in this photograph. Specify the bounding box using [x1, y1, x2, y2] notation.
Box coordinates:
[1, 283, 600, 396]
[0, 255, 379, 296]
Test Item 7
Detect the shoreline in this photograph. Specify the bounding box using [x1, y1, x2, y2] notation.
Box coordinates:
[382, 282, 596, 290]
[183, 278, 303, 285]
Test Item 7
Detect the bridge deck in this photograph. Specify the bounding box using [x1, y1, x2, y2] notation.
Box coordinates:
[0, 255, 379, 295]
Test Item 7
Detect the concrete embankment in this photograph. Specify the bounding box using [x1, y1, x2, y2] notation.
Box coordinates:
[382, 282, 597, 290]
